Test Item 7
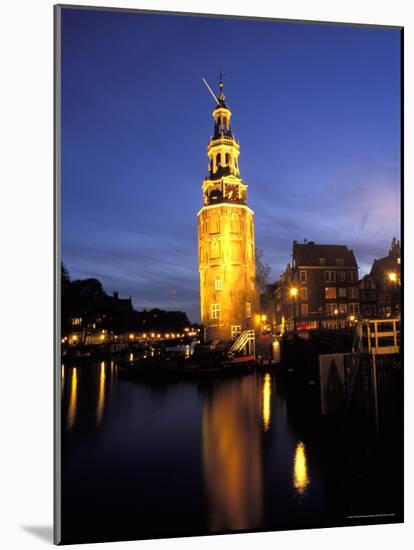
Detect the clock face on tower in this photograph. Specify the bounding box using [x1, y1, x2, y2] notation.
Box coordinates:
[226, 184, 239, 201]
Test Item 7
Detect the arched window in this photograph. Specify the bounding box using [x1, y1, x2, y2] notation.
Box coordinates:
[225, 153, 230, 165]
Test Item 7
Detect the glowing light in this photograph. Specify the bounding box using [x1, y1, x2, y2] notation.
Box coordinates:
[142, 333, 147, 338]
[129, 353, 134, 361]
[388, 272, 397, 283]
[151, 333, 155, 338]
[71, 334, 78, 342]
[349, 315, 355, 322]
[129, 333, 134, 340]
[99, 334, 105, 341]
[334, 309, 339, 315]
[262, 373, 271, 432]
[261, 314, 267, 322]
[157, 333, 161, 339]
[67, 368, 77, 430]
[96, 362, 106, 426]
[289, 287, 298, 298]
[293, 441, 310, 495]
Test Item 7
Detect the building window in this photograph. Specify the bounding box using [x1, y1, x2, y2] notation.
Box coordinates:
[326, 303, 338, 316]
[339, 303, 348, 314]
[338, 287, 347, 298]
[338, 271, 346, 282]
[300, 287, 308, 300]
[231, 325, 241, 338]
[225, 152, 230, 165]
[319, 258, 325, 265]
[324, 271, 336, 282]
[347, 271, 356, 282]
[349, 303, 359, 315]
[360, 290, 366, 301]
[71, 317, 82, 325]
[211, 303, 220, 319]
[335, 258, 345, 266]
[300, 270, 307, 283]
[215, 279, 223, 291]
[246, 302, 252, 318]
[301, 304, 309, 316]
[325, 287, 337, 300]
[348, 287, 358, 299]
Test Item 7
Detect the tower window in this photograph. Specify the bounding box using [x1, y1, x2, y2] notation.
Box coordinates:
[225, 153, 230, 165]
[246, 302, 252, 318]
[215, 279, 223, 291]
[231, 325, 241, 338]
[211, 304, 220, 319]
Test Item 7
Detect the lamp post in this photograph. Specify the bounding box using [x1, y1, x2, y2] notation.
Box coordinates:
[290, 287, 298, 332]
[387, 271, 400, 316]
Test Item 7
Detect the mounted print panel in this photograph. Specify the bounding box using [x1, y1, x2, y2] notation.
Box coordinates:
[54, 5, 403, 545]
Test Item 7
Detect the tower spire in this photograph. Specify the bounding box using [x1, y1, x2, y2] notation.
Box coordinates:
[217, 67, 226, 105]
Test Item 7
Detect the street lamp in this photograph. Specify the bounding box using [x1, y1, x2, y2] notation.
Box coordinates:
[387, 271, 400, 316]
[290, 287, 298, 332]
[388, 272, 397, 283]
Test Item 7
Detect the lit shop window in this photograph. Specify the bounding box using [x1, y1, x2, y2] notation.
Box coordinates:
[325, 287, 337, 300]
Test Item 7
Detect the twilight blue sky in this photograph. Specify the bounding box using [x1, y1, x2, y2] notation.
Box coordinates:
[61, 7, 401, 322]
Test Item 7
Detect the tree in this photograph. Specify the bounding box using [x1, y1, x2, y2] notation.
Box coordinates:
[61, 262, 71, 289]
[255, 248, 271, 295]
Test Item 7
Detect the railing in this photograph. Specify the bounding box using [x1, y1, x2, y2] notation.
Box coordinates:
[354, 318, 400, 356]
[227, 330, 255, 358]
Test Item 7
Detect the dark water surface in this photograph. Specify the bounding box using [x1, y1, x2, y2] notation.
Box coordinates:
[60, 361, 403, 544]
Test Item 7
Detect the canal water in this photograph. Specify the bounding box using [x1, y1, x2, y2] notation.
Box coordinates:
[60, 361, 403, 544]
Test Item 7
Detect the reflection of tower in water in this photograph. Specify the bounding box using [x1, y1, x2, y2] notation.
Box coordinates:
[202, 375, 263, 531]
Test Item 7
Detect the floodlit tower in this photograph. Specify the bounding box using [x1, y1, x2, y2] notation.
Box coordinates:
[198, 76, 258, 341]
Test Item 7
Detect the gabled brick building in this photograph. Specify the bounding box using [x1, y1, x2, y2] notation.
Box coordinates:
[369, 237, 401, 317]
[275, 241, 359, 332]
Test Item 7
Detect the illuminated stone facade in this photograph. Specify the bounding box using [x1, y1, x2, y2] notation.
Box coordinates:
[198, 81, 258, 341]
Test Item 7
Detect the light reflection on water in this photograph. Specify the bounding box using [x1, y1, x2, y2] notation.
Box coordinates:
[96, 361, 106, 426]
[59, 353, 403, 544]
[262, 373, 272, 432]
[67, 367, 77, 431]
[293, 441, 310, 496]
[61, 363, 328, 535]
